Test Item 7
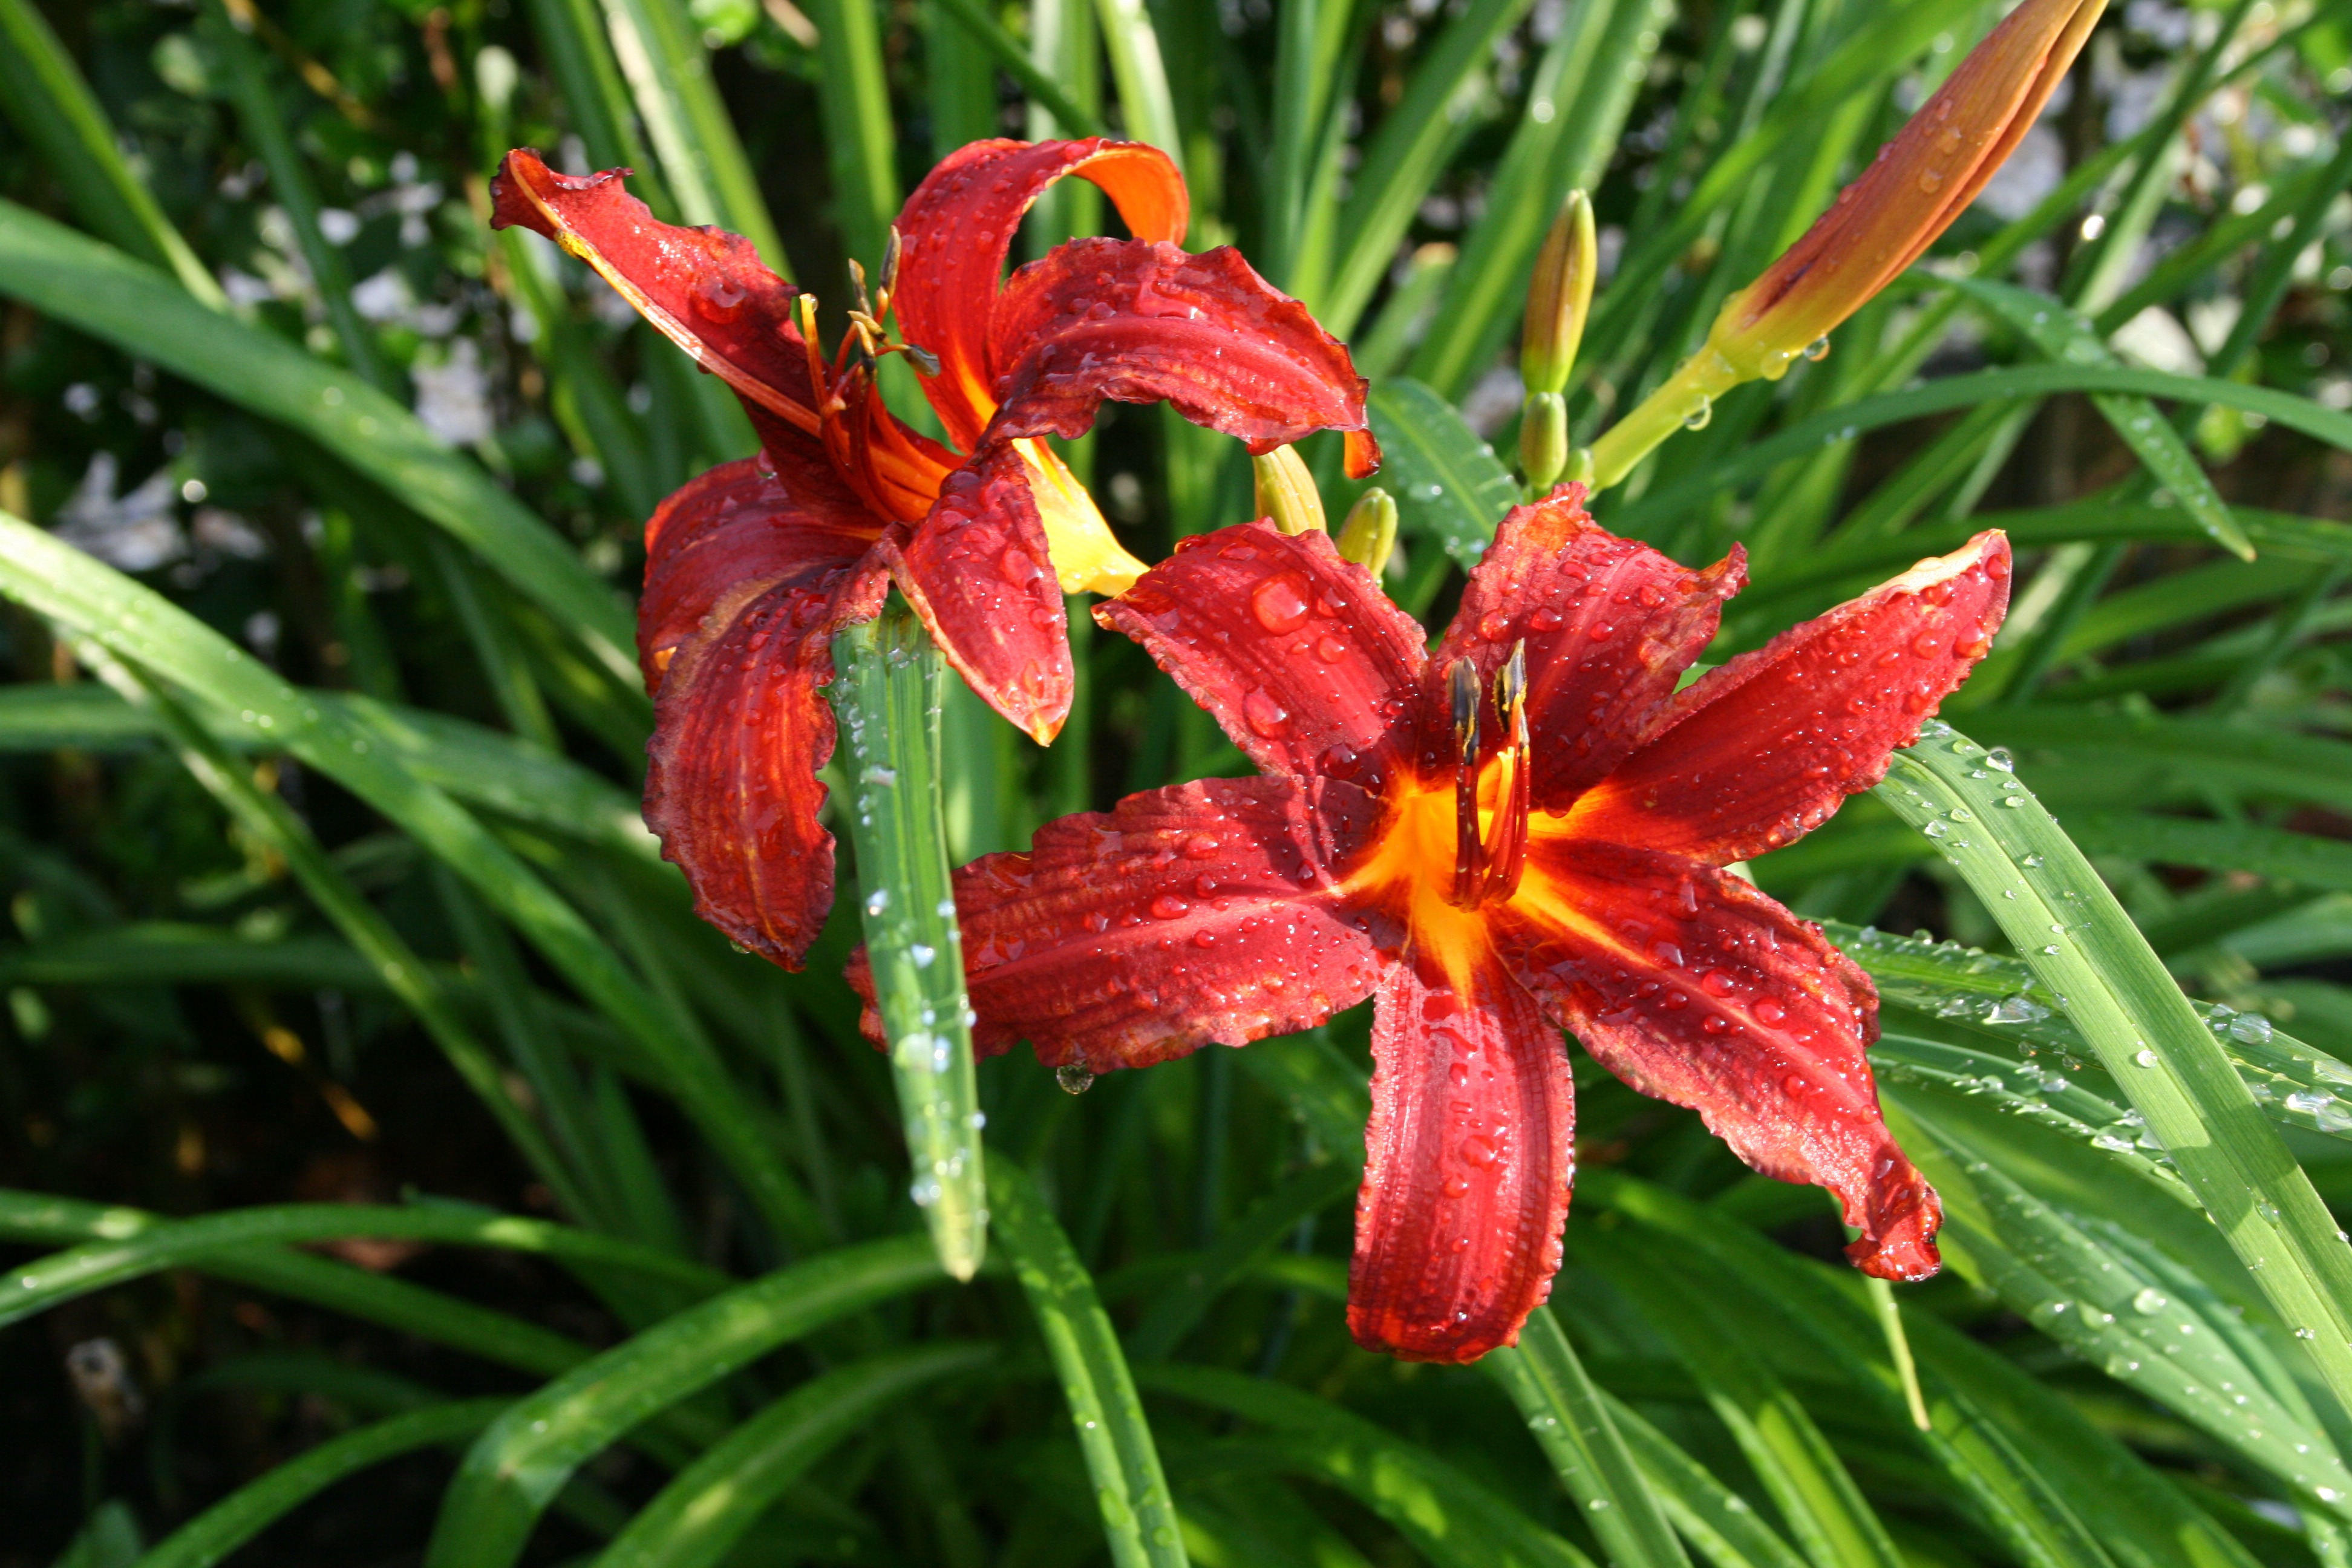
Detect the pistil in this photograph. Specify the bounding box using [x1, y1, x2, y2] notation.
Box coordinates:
[1446, 642, 1532, 910]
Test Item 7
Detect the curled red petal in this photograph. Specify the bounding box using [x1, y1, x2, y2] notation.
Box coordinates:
[1564, 531, 2011, 864]
[490, 149, 820, 436]
[644, 552, 891, 970]
[1494, 838, 1940, 1280]
[1433, 485, 1745, 807]
[879, 444, 1073, 744]
[894, 139, 1189, 451]
[1348, 947, 1575, 1363]
[1098, 522, 1428, 789]
[982, 240, 1376, 460]
[928, 776, 1392, 1072]
[639, 456, 880, 690]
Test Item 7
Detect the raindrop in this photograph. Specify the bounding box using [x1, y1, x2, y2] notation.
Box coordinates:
[2135, 1048, 2158, 1068]
[1056, 1063, 1097, 1094]
[2229, 1013, 2275, 1045]
[1804, 336, 1831, 362]
[1683, 397, 1713, 431]
[2132, 1287, 2168, 1315]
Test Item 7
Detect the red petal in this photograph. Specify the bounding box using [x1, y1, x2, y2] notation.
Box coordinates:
[639, 456, 880, 690]
[1433, 486, 1745, 807]
[1564, 532, 2011, 864]
[879, 444, 1074, 744]
[490, 150, 820, 436]
[1348, 947, 1574, 1364]
[893, 139, 1189, 451]
[1494, 838, 1939, 1280]
[982, 240, 1376, 464]
[1097, 523, 1427, 790]
[644, 551, 891, 970]
[935, 776, 1393, 1071]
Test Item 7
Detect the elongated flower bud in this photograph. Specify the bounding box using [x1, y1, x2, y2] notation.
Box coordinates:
[1587, 0, 2108, 489]
[1336, 487, 1399, 577]
[1518, 392, 1569, 492]
[1253, 445, 1327, 535]
[1521, 191, 1596, 397]
[1710, 0, 2108, 380]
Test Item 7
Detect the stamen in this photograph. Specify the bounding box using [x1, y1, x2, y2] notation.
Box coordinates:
[848, 257, 874, 319]
[1449, 659, 1484, 909]
[1483, 641, 1532, 903]
[793, 295, 841, 414]
[878, 226, 903, 313]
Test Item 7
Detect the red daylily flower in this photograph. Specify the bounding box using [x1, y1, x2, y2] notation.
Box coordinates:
[866, 489, 2011, 1362]
[489, 139, 1379, 969]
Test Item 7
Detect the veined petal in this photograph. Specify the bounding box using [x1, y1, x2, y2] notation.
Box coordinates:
[907, 776, 1391, 1071]
[1350, 947, 1575, 1363]
[1707, 0, 2105, 371]
[1494, 839, 1939, 1281]
[894, 139, 1189, 452]
[1099, 523, 1428, 790]
[490, 150, 820, 434]
[639, 456, 880, 690]
[881, 443, 1074, 744]
[984, 239, 1380, 474]
[644, 555, 892, 970]
[1563, 532, 2011, 865]
[819, 367, 962, 524]
[1016, 438, 1148, 596]
[1433, 485, 1745, 806]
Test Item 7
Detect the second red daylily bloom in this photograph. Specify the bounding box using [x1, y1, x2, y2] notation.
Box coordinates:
[878, 489, 2011, 1362]
[490, 139, 1377, 969]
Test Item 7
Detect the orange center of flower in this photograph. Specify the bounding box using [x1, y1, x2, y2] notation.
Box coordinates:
[1341, 648, 1541, 995]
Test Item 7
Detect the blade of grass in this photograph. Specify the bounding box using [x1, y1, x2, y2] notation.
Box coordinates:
[1093, 0, 1184, 173]
[1601, 1396, 1812, 1568]
[1316, 0, 1537, 333]
[1608, 364, 2352, 538]
[136, 1400, 513, 1568]
[1125, 1159, 1357, 1362]
[989, 1157, 1189, 1568]
[0, 1190, 593, 1380]
[926, 0, 1105, 136]
[0, 1200, 727, 1332]
[801, 0, 901, 264]
[0, 204, 638, 682]
[1412, 0, 1670, 399]
[0, 0, 223, 304]
[1877, 724, 2352, 1416]
[423, 1235, 944, 1568]
[598, 0, 791, 267]
[1488, 1306, 1693, 1568]
[831, 601, 987, 1281]
[1139, 1366, 1595, 1568]
[0, 513, 812, 1246]
[589, 1344, 996, 1568]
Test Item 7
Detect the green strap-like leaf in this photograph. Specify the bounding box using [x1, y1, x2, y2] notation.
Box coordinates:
[0, 204, 638, 682]
[1877, 725, 2352, 1415]
[0, 0, 223, 304]
[1489, 1307, 1694, 1568]
[990, 1158, 1189, 1568]
[831, 604, 988, 1280]
[0, 512, 813, 1245]
[925, 0, 1105, 136]
[423, 1235, 944, 1568]
[1140, 1365, 1595, 1568]
[0, 1198, 728, 1331]
[1601, 1396, 1811, 1568]
[1368, 377, 1521, 569]
[589, 1344, 996, 1568]
[1126, 1159, 1357, 1362]
[1939, 275, 2249, 558]
[1610, 364, 2352, 539]
[135, 1400, 512, 1568]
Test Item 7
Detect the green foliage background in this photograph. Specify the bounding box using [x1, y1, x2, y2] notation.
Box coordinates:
[2, 0, 2351, 1564]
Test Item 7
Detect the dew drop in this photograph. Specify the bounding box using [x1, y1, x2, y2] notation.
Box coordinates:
[1243, 687, 1290, 737]
[1056, 1063, 1096, 1094]
[1250, 572, 1313, 634]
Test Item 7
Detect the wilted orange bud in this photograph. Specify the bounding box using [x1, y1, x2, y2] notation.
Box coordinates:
[1706, 0, 2108, 379]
